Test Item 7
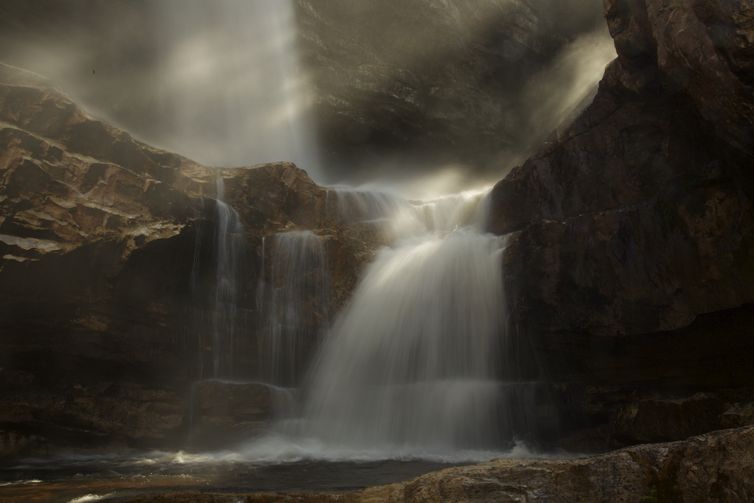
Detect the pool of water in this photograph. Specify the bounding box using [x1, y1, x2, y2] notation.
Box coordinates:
[0, 432, 547, 502]
[0, 453, 464, 502]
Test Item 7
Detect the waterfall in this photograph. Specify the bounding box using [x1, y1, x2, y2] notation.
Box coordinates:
[325, 187, 410, 224]
[257, 231, 329, 386]
[210, 177, 244, 378]
[241, 188, 534, 461]
[325, 187, 486, 241]
[301, 191, 513, 455]
[304, 231, 506, 449]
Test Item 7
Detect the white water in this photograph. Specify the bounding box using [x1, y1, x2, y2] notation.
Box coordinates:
[325, 186, 489, 241]
[211, 177, 244, 377]
[257, 231, 329, 386]
[303, 230, 505, 449]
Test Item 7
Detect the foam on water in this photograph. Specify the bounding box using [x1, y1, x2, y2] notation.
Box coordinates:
[237, 433, 535, 464]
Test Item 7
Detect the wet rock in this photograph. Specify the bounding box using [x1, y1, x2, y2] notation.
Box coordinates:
[486, 0, 754, 448]
[0, 378, 185, 459]
[358, 426, 754, 502]
[612, 393, 728, 445]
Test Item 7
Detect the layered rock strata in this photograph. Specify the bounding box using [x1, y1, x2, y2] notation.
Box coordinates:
[0, 63, 378, 457]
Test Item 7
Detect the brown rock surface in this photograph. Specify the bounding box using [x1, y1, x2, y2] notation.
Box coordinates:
[0, 63, 379, 457]
[359, 427, 754, 503]
[104, 426, 754, 502]
[0, 64, 206, 456]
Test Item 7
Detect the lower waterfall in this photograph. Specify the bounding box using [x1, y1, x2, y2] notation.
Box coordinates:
[303, 230, 506, 452]
[243, 188, 532, 461]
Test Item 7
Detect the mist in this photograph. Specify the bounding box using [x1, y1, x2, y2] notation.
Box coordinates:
[0, 0, 613, 190]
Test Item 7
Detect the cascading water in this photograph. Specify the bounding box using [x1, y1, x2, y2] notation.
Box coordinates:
[211, 177, 244, 377]
[325, 187, 410, 224]
[165, 0, 564, 462]
[243, 189, 534, 461]
[257, 231, 329, 386]
[185, 176, 245, 438]
[304, 191, 513, 455]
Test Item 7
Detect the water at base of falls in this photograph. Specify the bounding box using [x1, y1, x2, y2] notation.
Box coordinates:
[240, 187, 540, 462]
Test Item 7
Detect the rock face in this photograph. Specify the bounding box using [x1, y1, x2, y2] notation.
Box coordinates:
[0, 0, 610, 182]
[0, 63, 378, 457]
[486, 0, 754, 447]
[0, 63, 202, 456]
[297, 0, 610, 178]
[490, 0, 754, 336]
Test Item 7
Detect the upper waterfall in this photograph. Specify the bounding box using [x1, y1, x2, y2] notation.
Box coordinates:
[152, 0, 321, 175]
[241, 187, 532, 461]
[302, 229, 507, 453]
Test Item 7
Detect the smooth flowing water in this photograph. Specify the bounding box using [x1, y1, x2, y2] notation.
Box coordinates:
[152, 0, 320, 174]
[187, 176, 245, 379]
[210, 177, 244, 378]
[257, 230, 329, 386]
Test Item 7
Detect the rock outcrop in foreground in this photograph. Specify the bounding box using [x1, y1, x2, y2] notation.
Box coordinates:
[487, 0, 754, 447]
